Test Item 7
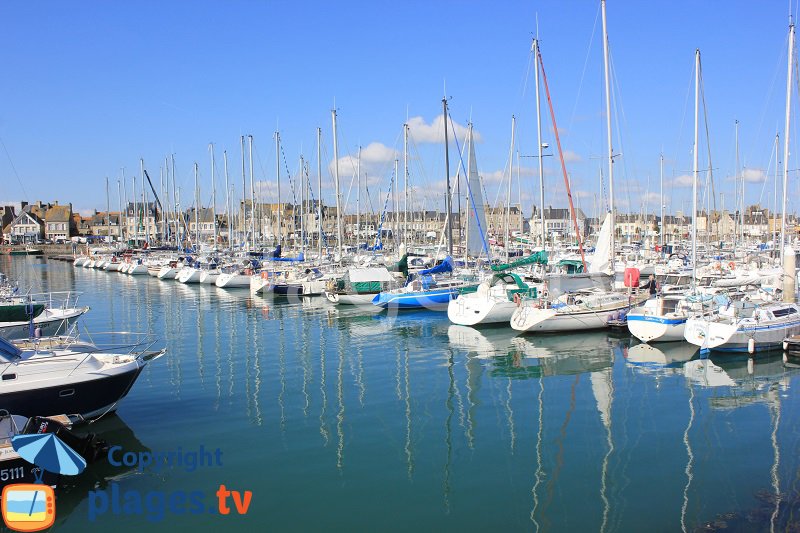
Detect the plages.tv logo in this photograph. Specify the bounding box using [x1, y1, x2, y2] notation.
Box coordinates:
[2, 431, 89, 532]
[88, 445, 253, 522]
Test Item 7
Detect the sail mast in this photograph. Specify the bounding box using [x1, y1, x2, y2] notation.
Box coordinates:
[781, 20, 794, 267]
[536, 44, 587, 268]
[659, 153, 664, 255]
[443, 97, 453, 257]
[248, 135, 256, 250]
[601, 0, 615, 272]
[533, 38, 546, 247]
[275, 131, 282, 245]
[332, 109, 343, 259]
[357, 146, 361, 247]
[506, 116, 516, 262]
[224, 150, 232, 248]
[403, 123, 409, 246]
[317, 127, 323, 263]
[692, 50, 700, 284]
[210, 143, 218, 249]
[106, 177, 111, 243]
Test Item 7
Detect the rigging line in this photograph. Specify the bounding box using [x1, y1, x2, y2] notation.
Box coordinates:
[608, 52, 634, 219]
[0, 135, 29, 200]
[538, 45, 587, 268]
[699, 61, 717, 214]
[754, 32, 789, 156]
[567, 2, 602, 136]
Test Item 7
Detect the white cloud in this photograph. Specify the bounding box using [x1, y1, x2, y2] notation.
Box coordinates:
[563, 150, 582, 163]
[671, 174, 694, 188]
[641, 192, 667, 205]
[574, 190, 593, 199]
[328, 141, 399, 181]
[406, 115, 481, 144]
[742, 168, 767, 183]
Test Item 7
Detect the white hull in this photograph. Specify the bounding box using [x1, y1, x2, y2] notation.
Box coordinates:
[104, 262, 121, 272]
[684, 317, 800, 352]
[325, 292, 376, 306]
[0, 306, 90, 340]
[73, 257, 89, 267]
[250, 277, 271, 294]
[199, 271, 220, 284]
[177, 268, 202, 284]
[157, 267, 178, 279]
[215, 273, 251, 288]
[127, 264, 148, 275]
[447, 296, 517, 327]
[626, 310, 686, 343]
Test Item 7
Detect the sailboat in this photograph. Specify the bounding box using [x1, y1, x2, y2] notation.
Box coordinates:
[447, 124, 535, 326]
[685, 31, 800, 353]
[511, 214, 647, 332]
[511, 23, 645, 334]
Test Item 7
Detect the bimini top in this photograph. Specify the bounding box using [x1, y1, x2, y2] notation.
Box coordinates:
[0, 337, 22, 361]
[347, 267, 395, 283]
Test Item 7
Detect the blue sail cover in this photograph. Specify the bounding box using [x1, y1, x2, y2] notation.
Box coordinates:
[419, 256, 454, 276]
[272, 252, 305, 262]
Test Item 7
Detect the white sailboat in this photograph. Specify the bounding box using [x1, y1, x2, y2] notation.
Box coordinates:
[685, 29, 800, 353]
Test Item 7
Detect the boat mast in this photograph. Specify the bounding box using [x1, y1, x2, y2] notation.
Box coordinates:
[533, 38, 546, 247]
[122, 168, 127, 244]
[171, 155, 178, 248]
[106, 177, 111, 243]
[300, 155, 305, 252]
[117, 179, 122, 246]
[735, 120, 742, 245]
[781, 20, 794, 267]
[275, 131, 282, 245]
[659, 153, 664, 255]
[692, 49, 700, 284]
[506, 115, 516, 262]
[210, 143, 218, 249]
[601, 0, 615, 272]
[240, 136, 246, 248]
[248, 135, 256, 250]
[224, 150, 232, 249]
[194, 162, 200, 249]
[331, 109, 343, 259]
[443, 97, 453, 257]
[317, 127, 323, 263]
[404, 122, 409, 246]
[357, 146, 361, 247]
[774, 133, 780, 247]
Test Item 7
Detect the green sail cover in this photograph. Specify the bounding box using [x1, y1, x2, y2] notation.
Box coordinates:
[490, 251, 548, 272]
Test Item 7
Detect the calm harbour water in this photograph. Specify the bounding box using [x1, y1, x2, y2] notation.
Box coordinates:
[3, 255, 800, 532]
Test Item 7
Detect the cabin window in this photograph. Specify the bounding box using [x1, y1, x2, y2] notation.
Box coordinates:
[1, 374, 15, 381]
[772, 307, 797, 318]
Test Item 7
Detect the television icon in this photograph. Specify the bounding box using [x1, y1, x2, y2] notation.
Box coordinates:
[1, 483, 55, 532]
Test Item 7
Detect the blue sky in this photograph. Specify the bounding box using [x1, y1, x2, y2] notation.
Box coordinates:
[0, 1, 797, 220]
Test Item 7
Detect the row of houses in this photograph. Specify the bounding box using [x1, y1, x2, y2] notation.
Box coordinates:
[1, 200, 795, 245]
[1, 201, 75, 243]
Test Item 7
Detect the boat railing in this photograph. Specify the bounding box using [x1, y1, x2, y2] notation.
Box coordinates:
[26, 291, 83, 310]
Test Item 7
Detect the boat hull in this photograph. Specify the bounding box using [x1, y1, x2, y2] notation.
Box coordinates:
[626, 312, 687, 343]
[0, 365, 144, 420]
[373, 287, 457, 310]
[215, 274, 251, 288]
[0, 307, 89, 340]
[447, 297, 516, 326]
[684, 317, 800, 352]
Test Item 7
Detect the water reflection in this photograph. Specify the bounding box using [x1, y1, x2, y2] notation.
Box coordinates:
[5, 258, 800, 530]
[53, 414, 150, 529]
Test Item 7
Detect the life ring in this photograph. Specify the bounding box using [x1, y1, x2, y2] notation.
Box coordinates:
[513, 293, 522, 306]
[728, 261, 736, 270]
